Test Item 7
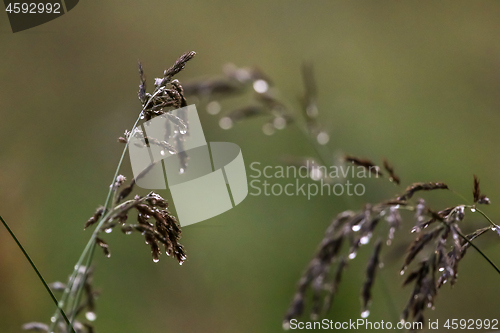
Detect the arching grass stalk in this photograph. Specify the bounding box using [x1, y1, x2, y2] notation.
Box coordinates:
[48, 84, 167, 331]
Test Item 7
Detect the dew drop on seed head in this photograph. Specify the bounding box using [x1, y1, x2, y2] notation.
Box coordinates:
[439, 267, 445, 272]
[206, 101, 221, 115]
[85, 311, 97, 322]
[105, 228, 113, 234]
[317, 132, 329, 145]
[106, 253, 111, 258]
[491, 226, 497, 231]
[140, 115, 145, 120]
[361, 310, 370, 318]
[310, 167, 323, 181]
[219, 117, 233, 130]
[253, 79, 269, 93]
[160, 150, 165, 156]
[179, 168, 185, 174]
[125, 230, 132, 235]
[470, 208, 476, 212]
[400, 269, 405, 276]
[179, 128, 187, 134]
[348, 252, 357, 260]
[50, 316, 56, 323]
[153, 258, 159, 263]
[273, 117, 287, 130]
[360, 235, 370, 245]
[306, 105, 318, 118]
[352, 225, 361, 232]
[179, 261, 184, 265]
[262, 123, 275, 135]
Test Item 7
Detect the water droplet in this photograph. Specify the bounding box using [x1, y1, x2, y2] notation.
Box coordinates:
[360, 235, 371, 245]
[179, 128, 187, 134]
[262, 123, 275, 135]
[160, 150, 165, 156]
[492, 226, 497, 231]
[273, 117, 287, 130]
[219, 117, 233, 130]
[125, 231, 132, 235]
[310, 167, 323, 181]
[470, 208, 476, 212]
[348, 252, 357, 260]
[306, 105, 319, 118]
[206, 101, 221, 115]
[86, 311, 96, 321]
[316, 132, 329, 145]
[379, 262, 384, 269]
[50, 316, 56, 323]
[400, 269, 405, 276]
[386, 240, 392, 246]
[105, 228, 112, 234]
[361, 310, 370, 318]
[439, 267, 444, 272]
[352, 225, 361, 232]
[179, 261, 184, 265]
[179, 168, 185, 174]
[253, 79, 269, 93]
[140, 115, 145, 120]
[106, 253, 111, 258]
[153, 258, 159, 263]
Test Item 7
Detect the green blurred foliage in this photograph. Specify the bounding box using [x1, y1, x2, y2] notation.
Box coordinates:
[1, 1, 500, 332]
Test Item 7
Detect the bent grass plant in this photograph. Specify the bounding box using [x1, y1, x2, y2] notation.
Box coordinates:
[183, 61, 500, 331]
[2, 52, 196, 332]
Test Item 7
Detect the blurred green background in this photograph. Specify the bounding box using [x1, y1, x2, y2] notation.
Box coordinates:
[1, 1, 500, 332]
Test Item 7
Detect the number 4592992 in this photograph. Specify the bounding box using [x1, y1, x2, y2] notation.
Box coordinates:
[5, 3, 61, 14]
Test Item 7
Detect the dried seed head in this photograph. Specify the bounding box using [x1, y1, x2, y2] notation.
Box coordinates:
[344, 155, 383, 178]
[402, 227, 443, 271]
[361, 240, 383, 315]
[138, 61, 147, 104]
[84, 207, 105, 230]
[473, 175, 490, 204]
[95, 237, 110, 258]
[397, 182, 448, 201]
[383, 159, 400, 185]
